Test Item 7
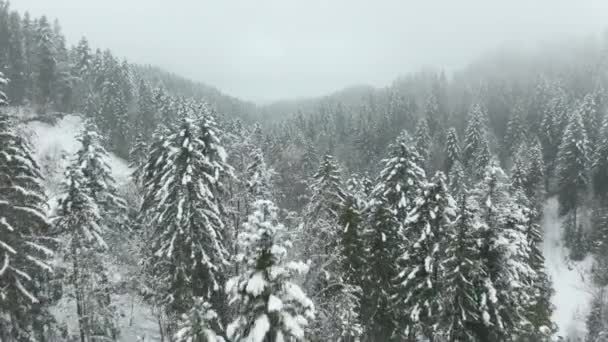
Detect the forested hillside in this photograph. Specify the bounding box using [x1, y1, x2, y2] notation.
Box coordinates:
[1, 1, 608, 341]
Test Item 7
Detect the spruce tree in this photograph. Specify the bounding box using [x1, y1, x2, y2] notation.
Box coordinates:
[447, 161, 465, 196]
[540, 85, 569, 185]
[174, 299, 223, 342]
[524, 137, 546, 212]
[472, 162, 535, 340]
[0, 110, 54, 340]
[415, 118, 431, 168]
[140, 110, 231, 328]
[445, 127, 461, 172]
[360, 135, 426, 340]
[34, 16, 56, 110]
[593, 114, 608, 200]
[463, 104, 489, 171]
[442, 193, 486, 342]
[226, 199, 315, 342]
[504, 103, 527, 160]
[54, 168, 119, 341]
[301, 155, 362, 341]
[556, 109, 590, 258]
[393, 172, 456, 340]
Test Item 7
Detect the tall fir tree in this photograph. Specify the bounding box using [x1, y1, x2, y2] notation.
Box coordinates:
[0, 106, 54, 340]
[556, 109, 590, 259]
[393, 172, 457, 340]
[226, 199, 315, 342]
[415, 118, 431, 169]
[442, 193, 487, 342]
[445, 127, 461, 172]
[463, 104, 488, 170]
[140, 110, 231, 330]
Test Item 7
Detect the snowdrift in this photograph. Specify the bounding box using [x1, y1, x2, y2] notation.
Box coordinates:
[542, 197, 593, 340]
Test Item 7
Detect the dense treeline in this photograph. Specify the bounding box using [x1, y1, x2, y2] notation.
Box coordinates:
[1, 1, 608, 341]
[0, 1, 254, 157]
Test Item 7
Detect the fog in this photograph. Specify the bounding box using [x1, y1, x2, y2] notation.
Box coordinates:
[13, 0, 608, 103]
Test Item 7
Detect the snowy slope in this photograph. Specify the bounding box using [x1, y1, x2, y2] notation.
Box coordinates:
[24, 114, 161, 341]
[542, 197, 593, 340]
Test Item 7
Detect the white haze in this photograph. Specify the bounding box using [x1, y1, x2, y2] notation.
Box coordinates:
[13, 0, 608, 103]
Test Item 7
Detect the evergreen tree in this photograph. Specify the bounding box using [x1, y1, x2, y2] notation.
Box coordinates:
[140, 111, 231, 328]
[301, 155, 361, 341]
[0, 110, 54, 340]
[463, 104, 488, 170]
[504, 103, 527, 160]
[54, 167, 119, 342]
[593, 114, 608, 200]
[524, 138, 546, 211]
[442, 193, 486, 342]
[472, 163, 535, 340]
[415, 118, 431, 167]
[34, 16, 56, 110]
[226, 199, 315, 342]
[580, 90, 604, 147]
[445, 127, 461, 172]
[361, 203, 401, 340]
[556, 109, 590, 258]
[586, 289, 607, 342]
[174, 299, 223, 342]
[448, 160, 466, 197]
[6, 11, 26, 105]
[393, 172, 456, 340]
[73, 122, 127, 226]
[539, 85, 569, 185]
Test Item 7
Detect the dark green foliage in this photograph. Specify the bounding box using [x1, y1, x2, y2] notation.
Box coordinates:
[0, 112, 54, 340]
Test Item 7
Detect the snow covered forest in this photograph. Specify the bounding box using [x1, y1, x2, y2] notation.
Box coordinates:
[1, 1, 608, 341]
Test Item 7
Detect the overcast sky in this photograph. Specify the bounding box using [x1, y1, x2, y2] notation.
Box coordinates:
[11, 0, 608, 103]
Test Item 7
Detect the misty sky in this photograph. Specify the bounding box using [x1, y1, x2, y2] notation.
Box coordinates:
[12, 0, 608, 103]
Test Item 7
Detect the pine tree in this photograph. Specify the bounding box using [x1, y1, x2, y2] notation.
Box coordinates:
[73, 122, 127, 226]
[445, 127, 461, 172]
[361, 203, 401, 340]
[246, 148, 273, 201]
[593, 114, 608, 200]
[425, 93, 441, 138]
[174, 298, 223, 342]
[442, 193, 486, 342]
[504, 103, 527, 160]
[472, 163, 535, 340]
[34, 16, 56, 110]
[540, 85, 569, 185]
[393, 172, 456, 340]
[511, 154, 528, 191]
[54, 167, 119, 342]
[586, 289, 607, 342]
[522, 204, 556, 340]
[338, 176, 368, 287]
[305, 154, 345, 224]
[448, 160, 466, 198]
[415, 118, 431, 167]
[524, 138, 546, 212]
[6, 11, 26, 105]
[463, 104, 488, 170]
[226, 199, 315, 342]
[580, 90, 604, 147]
[140, 111, 231, 327]
[556, 109, 590, 258]
[301, 155, 362, 341]
[372, 135, 426, 221]
[0, 111, 54, 340]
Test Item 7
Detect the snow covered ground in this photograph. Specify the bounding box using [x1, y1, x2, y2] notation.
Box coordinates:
[542, 197, 594, 340]
[24, 114, 161, 341]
